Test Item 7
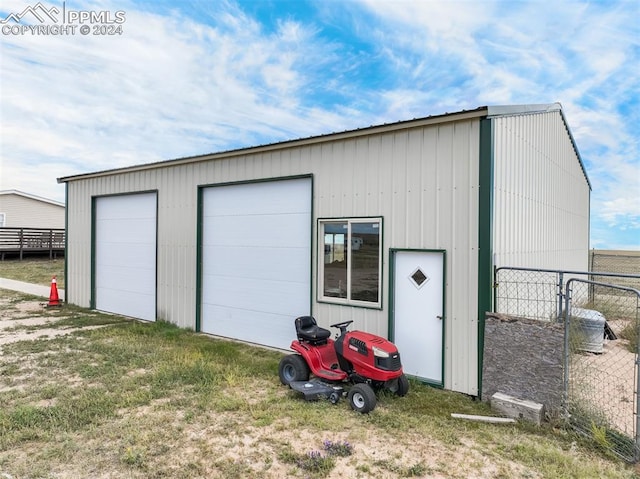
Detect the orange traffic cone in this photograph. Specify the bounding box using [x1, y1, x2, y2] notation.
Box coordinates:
[47, 275, 61, 307]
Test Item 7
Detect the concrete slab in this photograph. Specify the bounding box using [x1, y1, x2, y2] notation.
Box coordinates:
[491, 392, 545, 425]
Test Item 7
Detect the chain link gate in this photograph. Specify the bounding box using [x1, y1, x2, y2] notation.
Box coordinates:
[564, 279, 640, 462]
[493, 267, 640, 461]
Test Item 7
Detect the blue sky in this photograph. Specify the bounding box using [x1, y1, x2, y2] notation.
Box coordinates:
[0, 0, 638, 250]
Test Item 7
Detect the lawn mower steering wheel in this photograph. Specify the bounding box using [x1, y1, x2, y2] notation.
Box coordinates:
[329, 320, 353, 334]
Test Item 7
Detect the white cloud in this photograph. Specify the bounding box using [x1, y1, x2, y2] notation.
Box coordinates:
[0, 0, 369, 202]
[0, 0, 637, 251]
[353, 0, 639, 249]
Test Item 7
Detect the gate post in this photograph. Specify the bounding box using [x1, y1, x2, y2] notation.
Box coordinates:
[562, 280, 572, 417]
[636, 305, 640, 461]
[557, 271, 565, 321]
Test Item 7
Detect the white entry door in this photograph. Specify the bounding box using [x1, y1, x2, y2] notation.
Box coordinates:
[392, 250, 445, 385]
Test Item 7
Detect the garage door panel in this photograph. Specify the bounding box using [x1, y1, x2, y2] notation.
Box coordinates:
[96, 264, 156, 294]
[96, 197, 156, 219]
[98, 288, 155, 320]
[201, 304, 295, 349]
[205, 181, 310, 217]
[96, 196, 154, 219]
[201, 178, 311, 349]
[96, 218, 156, 243]
[202, 246, 309, 280]
[202, 214, 308, 248]
[96, 243, 156, 269]
[203, 275, 309, 316]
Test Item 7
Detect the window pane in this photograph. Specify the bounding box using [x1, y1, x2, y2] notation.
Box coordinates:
[323, 222, 347, 298]
[350, 222, 380, 302]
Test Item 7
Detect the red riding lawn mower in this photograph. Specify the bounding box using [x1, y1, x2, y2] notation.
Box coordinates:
[278, 316, 409, 413]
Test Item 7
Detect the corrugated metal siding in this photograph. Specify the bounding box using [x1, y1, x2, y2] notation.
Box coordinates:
[0, 194, 65, 228]
[312, 120, 481, 394]
[492, 111, 590, 271]
[65, 118, 481, 395]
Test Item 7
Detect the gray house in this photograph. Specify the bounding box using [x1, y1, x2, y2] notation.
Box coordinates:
[58, 103, 590, 397]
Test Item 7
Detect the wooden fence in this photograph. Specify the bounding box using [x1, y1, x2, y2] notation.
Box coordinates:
[0, 227, 65, 260]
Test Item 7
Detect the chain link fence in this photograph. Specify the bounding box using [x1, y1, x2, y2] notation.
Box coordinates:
[564, 279, 640, 462]
[590, 251, 640, 301]
[494, 268, 589, 321]
[591, 250, 640, 277]
[493, 265, 640, 462]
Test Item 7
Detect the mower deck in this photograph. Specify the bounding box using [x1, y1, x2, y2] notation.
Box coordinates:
[289, 380, 344, 403]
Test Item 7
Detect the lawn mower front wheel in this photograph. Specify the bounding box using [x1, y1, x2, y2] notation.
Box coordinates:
[278, 354, 310, 385]
[394, 374, 410, 397]
[348, 383, 377, 413]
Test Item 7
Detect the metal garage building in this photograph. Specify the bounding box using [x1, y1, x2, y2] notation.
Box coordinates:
[58, 103, 590, 397]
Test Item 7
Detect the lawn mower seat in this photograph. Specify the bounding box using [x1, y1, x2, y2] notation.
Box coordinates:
[295, 316, 331, 345]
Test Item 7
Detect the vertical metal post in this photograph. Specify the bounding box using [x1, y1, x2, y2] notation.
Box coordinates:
[557, 271, 564, 321]
[19, 228, 24, 260]
[635, 297, 640, 461]
[563, 280, 572, 417]
[493, 266, 498, 313]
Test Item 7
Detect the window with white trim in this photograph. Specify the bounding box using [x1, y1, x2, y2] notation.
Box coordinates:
[319, 218, 382, 307]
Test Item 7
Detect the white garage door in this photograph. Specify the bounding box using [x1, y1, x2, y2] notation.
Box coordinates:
[94, 193, 157, 321]
[201, 178, 311, 349]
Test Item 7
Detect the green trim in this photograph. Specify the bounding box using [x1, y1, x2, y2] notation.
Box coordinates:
[477, 118, 495, 399]
[388, 248, 446, 388]
[153, 192, 159, 322]
[197, 174, 313, 190]
[63, 185, 68, 304]
[388, 250, 395, 340]
[196, 175, 314, 332]
[90, 197, 97, 309]
[195, 187, 204, 332]
[309, 175, 315, 317]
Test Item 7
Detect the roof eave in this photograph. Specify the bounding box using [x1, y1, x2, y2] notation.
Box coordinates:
[57, 107, 489, 183]
[0, 189, 65, 207]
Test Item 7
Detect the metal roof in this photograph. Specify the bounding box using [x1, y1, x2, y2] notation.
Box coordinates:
[57, 103, 588, 187]
[58, 106, 488, 183]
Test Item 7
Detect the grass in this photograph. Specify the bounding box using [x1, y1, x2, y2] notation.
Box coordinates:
[618, 321, 639, 354]
[0, 257, 65, 288]
[0, 296, 637, 478]
[0, 259, 638, 477]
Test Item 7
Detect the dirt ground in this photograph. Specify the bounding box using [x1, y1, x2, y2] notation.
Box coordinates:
[571, 320, 638, 437]
[0, 295, 636, 479]
[0, 301, 105, 348]
[0, 297, 509, 478]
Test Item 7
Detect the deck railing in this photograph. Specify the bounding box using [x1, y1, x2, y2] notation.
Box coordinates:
[0, 227, 65, 260]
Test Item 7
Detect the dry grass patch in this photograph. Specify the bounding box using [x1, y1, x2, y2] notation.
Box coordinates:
[0, 258, 65, 288]
[0, 290, 637, 479]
